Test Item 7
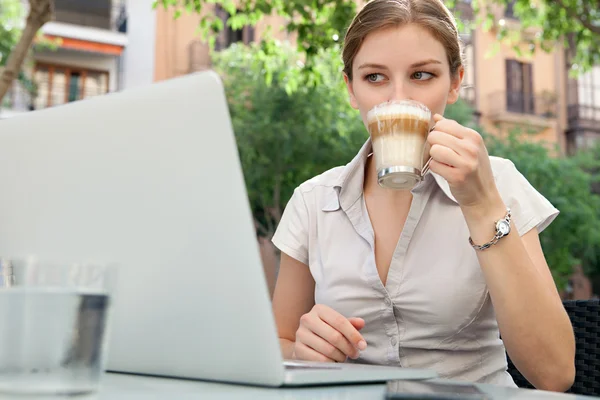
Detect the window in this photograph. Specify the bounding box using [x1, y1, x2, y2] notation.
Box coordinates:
[505, 59, 534, 114]
[33, 63, 109, 109]
[576, 66, 600, 121]
[68, 72, 81, 102]
[214, 5, 255, 51]
[504, 0, 516, 19]
[578, 67, 600, 107]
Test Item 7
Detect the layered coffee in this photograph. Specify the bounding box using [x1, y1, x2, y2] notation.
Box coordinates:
[366, 100, 431, 189]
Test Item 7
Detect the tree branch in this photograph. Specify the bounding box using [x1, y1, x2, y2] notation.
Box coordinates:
[0, 0, 53, 104]
[554, 0, 600, 35]
[259, 192, 276, 236]
[254, 218, 269, 238]
[271, 173, 282, 225]
[576, 0, 600, 35]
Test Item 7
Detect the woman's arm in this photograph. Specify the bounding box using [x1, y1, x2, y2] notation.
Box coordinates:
[463, 203, 575, 392]
[272, 252, 316, 359]
[427, 114, 575, 392]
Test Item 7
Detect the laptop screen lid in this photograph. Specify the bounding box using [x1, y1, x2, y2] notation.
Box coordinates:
[0, 71, 286, 386]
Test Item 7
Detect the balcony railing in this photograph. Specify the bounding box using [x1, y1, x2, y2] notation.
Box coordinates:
[2, 75, 109, 114]
[53, 0, 127, 32]
[568, 104, 600, 124]
[487, 91, 558, 119]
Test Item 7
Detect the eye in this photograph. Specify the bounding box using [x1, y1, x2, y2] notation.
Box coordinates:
[365, 73, 385, 83]
[412, 71, 435, 81]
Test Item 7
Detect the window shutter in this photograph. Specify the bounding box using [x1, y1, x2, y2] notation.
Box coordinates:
[524, 63, 533, 113]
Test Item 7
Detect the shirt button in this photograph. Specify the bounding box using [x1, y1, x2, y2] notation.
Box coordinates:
[384, 297, 391, 306]
[391, 337, 398, 346]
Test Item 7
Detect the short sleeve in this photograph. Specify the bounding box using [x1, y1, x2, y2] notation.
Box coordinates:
[272, 188, 309, 265]
[494, 159, 559, 236]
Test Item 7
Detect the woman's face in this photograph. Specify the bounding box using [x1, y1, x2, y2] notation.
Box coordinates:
[345, 23, 464, 127]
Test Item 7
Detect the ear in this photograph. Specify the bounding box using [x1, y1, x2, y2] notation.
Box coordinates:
[344, 73, 359, 110]
[446, 66, 465, 105]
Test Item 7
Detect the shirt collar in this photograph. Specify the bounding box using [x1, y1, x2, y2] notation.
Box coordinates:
[321, 138, 458, 212]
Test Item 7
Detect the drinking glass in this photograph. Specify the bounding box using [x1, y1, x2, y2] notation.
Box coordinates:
[0, 257, 116, 394]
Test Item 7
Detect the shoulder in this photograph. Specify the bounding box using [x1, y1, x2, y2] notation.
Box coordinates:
[273, 165, 347, 262]
[296, 165, 345, 195]
[286, 165, 347, 215]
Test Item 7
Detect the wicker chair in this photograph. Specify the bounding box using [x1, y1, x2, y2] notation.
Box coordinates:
[506, 299, 600, 396]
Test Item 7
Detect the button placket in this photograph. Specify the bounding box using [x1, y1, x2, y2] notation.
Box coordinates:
[387, 182, 436, 366]
[385, 178, 435, 298]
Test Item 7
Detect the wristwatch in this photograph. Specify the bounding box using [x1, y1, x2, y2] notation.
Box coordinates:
[469, 208, 512, 251]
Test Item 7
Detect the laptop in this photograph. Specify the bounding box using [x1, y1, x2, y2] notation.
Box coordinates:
[0, 71, 437, 387]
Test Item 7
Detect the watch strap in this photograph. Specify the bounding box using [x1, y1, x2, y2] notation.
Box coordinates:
[469, 208, 512, 251]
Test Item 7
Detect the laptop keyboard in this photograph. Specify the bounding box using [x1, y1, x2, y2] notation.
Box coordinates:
[283, 361, 343, 370]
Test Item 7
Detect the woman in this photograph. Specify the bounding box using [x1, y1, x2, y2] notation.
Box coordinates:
[271, 0, 575, 391]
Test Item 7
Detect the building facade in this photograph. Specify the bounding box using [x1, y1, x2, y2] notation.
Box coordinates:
[152, 3, 290, 82]
[1, 0, 127, 118]
[456, 2, 568, 152]
[0, 0, 160, 119]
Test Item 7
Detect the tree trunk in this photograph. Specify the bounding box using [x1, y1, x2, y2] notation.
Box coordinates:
[258, 235, 279, 299]
[0, 0, 53, 105]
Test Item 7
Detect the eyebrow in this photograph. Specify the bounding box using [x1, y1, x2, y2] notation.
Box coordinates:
[410, 59, 443, 68]
[357, 59, 443, 70]
[357, 63, 388, 70]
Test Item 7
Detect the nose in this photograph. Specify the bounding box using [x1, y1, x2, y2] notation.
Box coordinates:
[388, 80, 409, 102]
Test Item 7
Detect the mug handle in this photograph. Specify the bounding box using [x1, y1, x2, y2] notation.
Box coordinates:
[420, 126, 435, 177]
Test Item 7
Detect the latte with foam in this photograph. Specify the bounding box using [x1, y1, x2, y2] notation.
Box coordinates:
[366, 100, 431, 190]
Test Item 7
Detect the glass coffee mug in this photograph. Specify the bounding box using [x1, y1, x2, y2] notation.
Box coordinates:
[366, 100, 433, 190]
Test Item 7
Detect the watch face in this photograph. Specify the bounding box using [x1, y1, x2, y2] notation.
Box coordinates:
[497, 220, 511, 236]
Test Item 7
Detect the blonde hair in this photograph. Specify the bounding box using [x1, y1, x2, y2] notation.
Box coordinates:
[342, 0, 463, 80]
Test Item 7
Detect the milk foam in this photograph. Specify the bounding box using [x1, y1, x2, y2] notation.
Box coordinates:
[367, 100, 431, 124]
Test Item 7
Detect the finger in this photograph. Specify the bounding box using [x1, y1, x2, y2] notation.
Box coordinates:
[428, 159, 458, 179]
[293, 341, 336, 363]
[317, 307, 367, 351]
[429, 129, 484, 162]
[429, 144, 462, 168]
[427, 130, 462, 156]
[432, 116, 465, 139]
[296, 327, 349, 362]
[433, 113, 444, 123]
[428, 159, 465, 186]
[307, 317, 361, 358]
[348, 317, 365, 331]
